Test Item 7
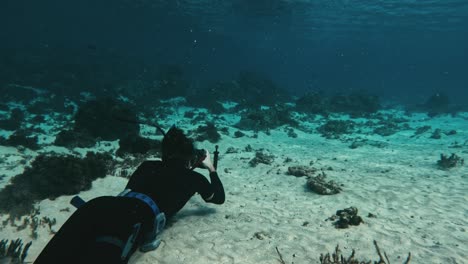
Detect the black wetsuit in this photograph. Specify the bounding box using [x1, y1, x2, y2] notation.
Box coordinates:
[34, 160, 224, 264]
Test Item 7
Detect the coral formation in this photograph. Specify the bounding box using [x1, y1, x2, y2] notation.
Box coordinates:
[0, 130, 39, 150]
[249, 151, 275, 167]
[437, 153, 464, 169]
[0, 152, 112, 217]
[237, 104, 297, 132]
[0, 238, 32, 263]
[317, 120, 355, 139]
[306, 170, 342, 195]
[287, 166, 316, 177]
[327, 207, 363, 229]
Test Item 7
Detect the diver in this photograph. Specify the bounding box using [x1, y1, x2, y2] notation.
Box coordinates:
[34, 126, 225, 264]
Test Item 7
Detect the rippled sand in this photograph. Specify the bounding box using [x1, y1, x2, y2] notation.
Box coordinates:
[1, 110, 467, 263]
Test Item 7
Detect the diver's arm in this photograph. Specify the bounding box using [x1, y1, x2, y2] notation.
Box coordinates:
[201, 151, 225, 204]
[204, 170, 225, 204]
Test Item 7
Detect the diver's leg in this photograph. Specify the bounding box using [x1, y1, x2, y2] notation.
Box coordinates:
[34, 197, 113, 263]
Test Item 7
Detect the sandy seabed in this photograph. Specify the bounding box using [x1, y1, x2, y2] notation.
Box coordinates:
[1, 109, 467, 264]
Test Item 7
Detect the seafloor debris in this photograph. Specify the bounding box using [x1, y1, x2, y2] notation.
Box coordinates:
[327, 207, 363, 229]
[319, 240, 411, 264]
[249, 150, 275, 167]
[437, 153, 464, 169]
[306, 170, 342, 195]
[287, 165, 316, 177]
[0, 238, 32, 263]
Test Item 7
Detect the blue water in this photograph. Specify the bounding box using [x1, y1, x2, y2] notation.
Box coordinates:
[1, 0, 468, 103]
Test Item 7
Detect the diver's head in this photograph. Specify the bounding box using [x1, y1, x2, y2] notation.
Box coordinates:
[161, 126, 195, 167]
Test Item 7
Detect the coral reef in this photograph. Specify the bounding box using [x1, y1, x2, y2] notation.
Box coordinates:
[317, 120, 355, 139]
[295, 92, 328, 115]
[0, 152, 112, 218]
[249, 151, 275, 167]
[319, 240, 411, 264]
[327, 207, 363, 229]
[372, 115, 410, 137]
[116, 135, 161, 157]
[306, 170, 342, 195]
[437, 153, 464, 169]
[236, 104, 297, 132]
[0, 238, 32, 263]
[0, 130, 39, 150]
[0, 108, 24, 131]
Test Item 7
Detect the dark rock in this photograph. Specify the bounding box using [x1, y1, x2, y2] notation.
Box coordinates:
[328, 207, 363, 229]
[306, 171, 342, 195]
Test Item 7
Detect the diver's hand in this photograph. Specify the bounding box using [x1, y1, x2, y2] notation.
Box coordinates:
[201, 150, 216, 173]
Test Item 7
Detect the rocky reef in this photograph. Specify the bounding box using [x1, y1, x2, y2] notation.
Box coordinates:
[0, 152, 112, 218]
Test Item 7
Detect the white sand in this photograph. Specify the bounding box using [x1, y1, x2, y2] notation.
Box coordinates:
[0, 109, 467, 263]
